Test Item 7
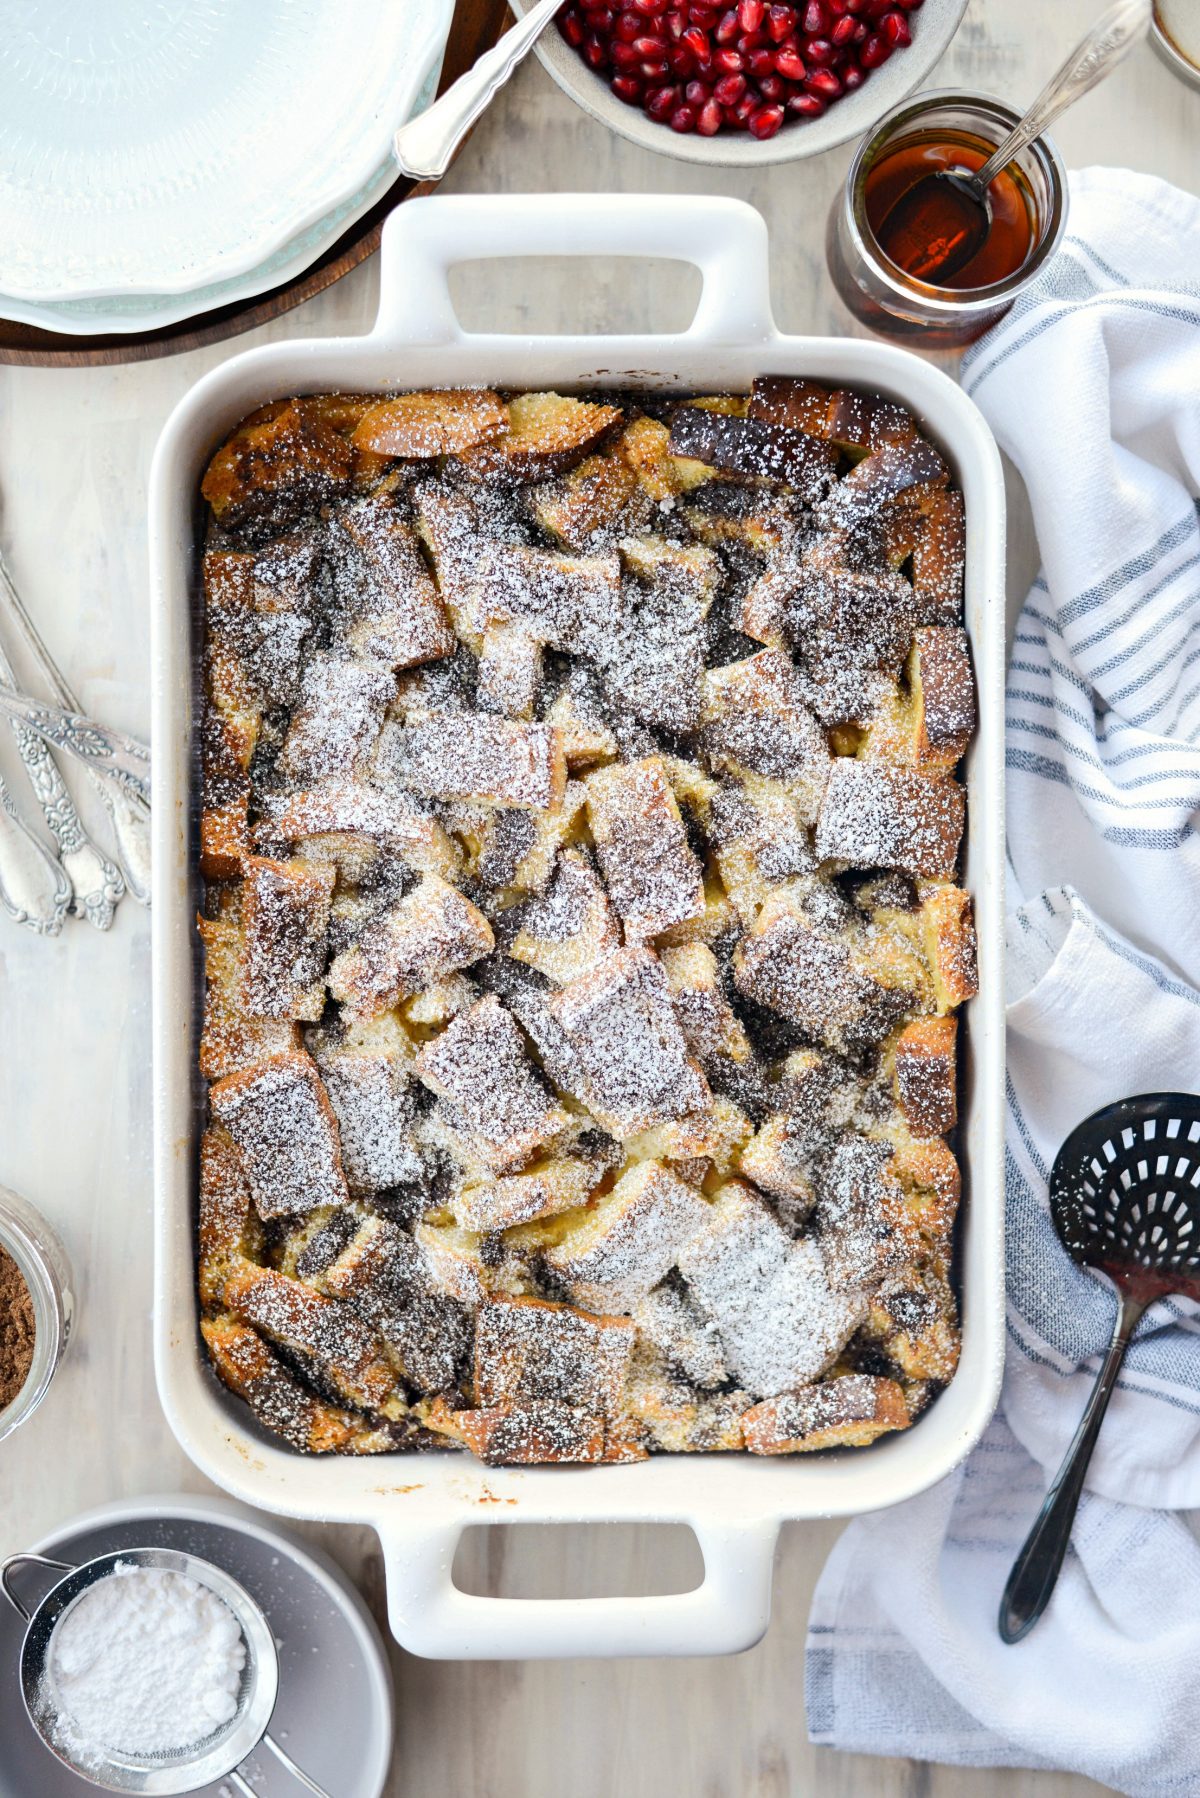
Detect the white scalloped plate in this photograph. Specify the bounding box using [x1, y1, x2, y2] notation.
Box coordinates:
[0, 0, 453, 304]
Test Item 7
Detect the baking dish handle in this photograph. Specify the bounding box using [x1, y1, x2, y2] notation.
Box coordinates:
[378, 1515, 780, 1659]
[370, 193, 777, 346]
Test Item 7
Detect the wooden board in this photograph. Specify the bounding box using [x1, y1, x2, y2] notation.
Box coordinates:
[0, 0, 511, 368]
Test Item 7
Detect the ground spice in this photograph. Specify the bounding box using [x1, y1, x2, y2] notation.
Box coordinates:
[0, 1244, 36, 1410]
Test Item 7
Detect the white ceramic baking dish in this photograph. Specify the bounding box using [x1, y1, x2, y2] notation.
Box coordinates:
[150, 194, 1006, 1661]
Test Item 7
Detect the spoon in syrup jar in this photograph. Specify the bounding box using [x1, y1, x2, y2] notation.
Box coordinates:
[877, 0, 1152, 284]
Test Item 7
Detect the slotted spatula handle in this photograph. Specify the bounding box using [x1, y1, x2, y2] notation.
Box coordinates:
[999, 1288, 1145, 1643]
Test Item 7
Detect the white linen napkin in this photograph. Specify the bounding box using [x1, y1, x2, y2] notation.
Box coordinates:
[804, 169, 1200, 1797]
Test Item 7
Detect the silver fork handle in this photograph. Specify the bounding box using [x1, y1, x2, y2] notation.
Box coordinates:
[393, 0, 563, 181]
[976, 0, 1152, 189]
[0, 782, 70, 935]
[0, 645, 123, 930]
[0, 689, 151, 805]
[0, 547, 150, 905]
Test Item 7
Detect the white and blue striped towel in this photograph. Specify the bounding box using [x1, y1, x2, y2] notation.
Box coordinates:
[805, 170, 1200, 1797]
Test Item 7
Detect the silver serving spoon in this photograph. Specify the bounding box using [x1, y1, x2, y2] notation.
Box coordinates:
[0, 689, 151, 807]
[0, 771, 71, 935]
[999, 1092, 1200, 1644]
[394, 0, 562, 182]
[0, 547, 151, 907]
[880, 0, 1152, 283]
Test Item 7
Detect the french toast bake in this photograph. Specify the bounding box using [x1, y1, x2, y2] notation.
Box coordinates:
[195, 378, 975, 1465]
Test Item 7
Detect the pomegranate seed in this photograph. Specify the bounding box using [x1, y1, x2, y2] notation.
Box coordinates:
[698, 96, 724, 131]
[858, 29, 891, 63]
[766, 4, 796, 38]
[738, 0, 765, 26]
[895, 0, 923, 7]
[670, 102, 697, 128]
[748, 44, 774, 71]
[714, 6, 739, 38]
[584, 7, 615, 31]
[673, 42, 700, 69]
[851, 17, 867, 36]
[802, 0, 826, 30]
[774, 45, 806, 77]
[804, 35, 834, 61]
[757, 72, 785, 97]
[685, 76, 711, 100]
[845, 0, 868, 10]
[664, 6, 687, 30]
[632, 32, 666, 52]
[641, 54, 670, 74]
[583, 33, 609, 67]
[734, 89, 759, 119]
[880, 7, 910, 43]
[713, 45, 745, 69]
[559, 8, 586, 46]
[616, 8, 644, 35]
[611, 72, 644, 99]
[632, 0, 668, 12]
[688, 3, 719, 20]
[749, 101, 784, 137]
[841, 60, 865, 86]
[614, 38, 645, 64]
[645, 81, 680, 113]
[830, 12, 856, 40]
[787, 90, 825, 113]
[827, 0, 849, 10]
[803, 65, 841, 95]
[713, 69, 747, 100]
[681, 23, 709, 53]
[737, 28, 766, 49]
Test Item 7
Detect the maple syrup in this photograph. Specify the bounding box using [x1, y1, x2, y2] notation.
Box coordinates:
[866, 128, 1039, 291]
[825, 92, 1067, 348]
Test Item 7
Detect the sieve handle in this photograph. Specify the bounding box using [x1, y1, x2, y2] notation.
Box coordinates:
[260, 1731, 335, 1798]
[0, 1552, 74, 1622]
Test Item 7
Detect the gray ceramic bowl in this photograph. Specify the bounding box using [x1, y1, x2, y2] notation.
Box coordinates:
[513, 0, 969, 166]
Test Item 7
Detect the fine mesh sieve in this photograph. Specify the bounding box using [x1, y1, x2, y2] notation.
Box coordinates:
[0, 1545, 332, 1796]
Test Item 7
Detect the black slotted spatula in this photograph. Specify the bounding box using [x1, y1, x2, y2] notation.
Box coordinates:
[999, 1091, 1200, 1644]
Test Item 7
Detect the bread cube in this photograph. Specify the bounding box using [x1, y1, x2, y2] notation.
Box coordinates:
[549, 948, 711, 1137]
[815, 761, 965, 879]
[201, 400, 354, 538]
[891, 1016, 957, 1138]
[415, 995, 568, 1174]
[733, 886, 914, 1053]
[545, 1160, 711, 1312]
[461, 391, 624, 479]
[585, 756, 705, 941]
[335, 500, 455, 670]
[316, 1041, 423, 1194]
[278, 651, 395, 784]
[384, 711, 566, 812]
[668, 407, 837, 501]
[625, 1095, 752, 1185]
[201, 1315, 393, 1455]
[199, 901, 302, 1078]
[222, 1260, 397, 1412]
[699, 650, 831, 819]
[428, 1398, 610, 1465]
[240, 854, 334, 1022]
[706, 777, 818, 926]
[623, 1348, 748, 1452]
[210, 1050, 349, 1219]
[912, 489, 965, 622]
[198, 1127, 255, 1306]
[815, 1135, 924, 1291]
[474, 1294, 635, 1413]
[742, 1374, 909, 1453]
[320, 1215, 473, 1395]
[659, 941, 750, 1065]
[529, 452, 649, 550]
[258, 780, 460, 880]
[350, 388, 508, 457]
[747, 376, 832, 436]
[739, 1115, 816, 1223]
[678, 1182, 865, 1395]
[863, 1264, 961, 1384]
[477, 624, 543, 721]
[328, 874, 493, 1021]
[634, 1284, 728, 1388]
[451, 1153, 606, 1232]
[508, 849, 621, 984]
[867, 627, 976, 770]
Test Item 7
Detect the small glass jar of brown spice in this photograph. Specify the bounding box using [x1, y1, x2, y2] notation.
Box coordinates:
[0, 1185, 74, 1443]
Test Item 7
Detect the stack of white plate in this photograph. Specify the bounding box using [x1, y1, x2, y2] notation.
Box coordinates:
[0, 0, 454, 335]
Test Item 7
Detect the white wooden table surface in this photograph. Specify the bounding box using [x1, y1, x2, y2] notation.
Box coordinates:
[1, 3, 1197, 1793]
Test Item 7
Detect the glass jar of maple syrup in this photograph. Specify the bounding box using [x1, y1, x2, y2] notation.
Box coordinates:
[827, 91, 1068, 349]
